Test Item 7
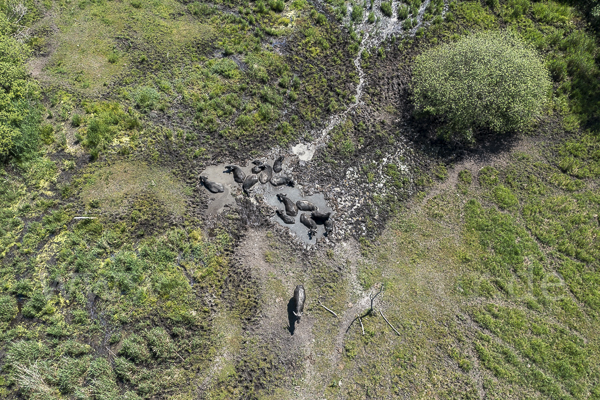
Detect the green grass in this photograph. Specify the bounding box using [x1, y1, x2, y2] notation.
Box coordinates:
[2, 0, 600, 397]
[345, 136, 600, 397]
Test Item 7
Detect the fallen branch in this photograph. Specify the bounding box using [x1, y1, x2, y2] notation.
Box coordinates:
[379, 310, 401, 336]
[369, 283, 384, 313]
[359, 316, 364, 335]
[74, 217, 97, 220]
[174, 350, 185, 362]
[105, 346, 117, 358]
[319, 301, 338, 318]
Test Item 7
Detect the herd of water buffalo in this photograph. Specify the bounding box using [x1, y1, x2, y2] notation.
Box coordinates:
[199, 156, 334, 238]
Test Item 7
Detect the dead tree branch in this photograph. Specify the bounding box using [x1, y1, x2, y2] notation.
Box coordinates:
[318, 301, 338, 318]
[380, 310, 401, 336]
[359, 316, 364, 335]
[369, 283, 384, 313]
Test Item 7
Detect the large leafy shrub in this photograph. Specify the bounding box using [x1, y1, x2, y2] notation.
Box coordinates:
[412, 31, 551, 138]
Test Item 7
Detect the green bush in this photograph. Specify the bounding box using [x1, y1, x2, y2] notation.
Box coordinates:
[398, 5, 409, 19]
[134, 86, 161, 111]
[269, 0, 284, 12]
[381, 1, 393, 17]
[210, 58, 240, 79]
[71, 114, 82, 127]
[119, 334, 150, 364]
[506, 0, 530, 20]
[22, 291, 46, 318]
[412, 31, 551, 137]
[458, 170, 472, 185]
[40, 124, 54, 144]
[0, 295, 17, 322]
[351, 5, 363, 21]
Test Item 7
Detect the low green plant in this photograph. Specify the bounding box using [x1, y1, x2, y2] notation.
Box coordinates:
[188, 1, 215, 16]
[0, 295, 17, 322]
[433, 164, 448, 181]
[352, 5, 363, 21]
[269, 0, 285, 12]
[0, 27, 41, 160]
[381, 1, 393, 17]
[458, 170, 472, 185]
[134, 87, 161, 111]
[398, 4, 409, 19]
[492, 185, 519, 210]
[71, 114, 82, 127]
[506, 0, 530, 20]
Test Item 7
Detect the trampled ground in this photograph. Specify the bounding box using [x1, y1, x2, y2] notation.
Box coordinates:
[0, 0, 599, 398]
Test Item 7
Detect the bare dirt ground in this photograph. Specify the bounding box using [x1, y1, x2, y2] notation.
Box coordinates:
[27, 2, 60, 82]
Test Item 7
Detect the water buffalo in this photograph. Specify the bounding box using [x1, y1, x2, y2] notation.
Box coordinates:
[293, 285, 305, 322]
[273, 155, 285, 173]
[242, 174, 259, 193]
[259, 164, 273, 184]
[296, 200, 318, 211]
[225, 165, 246, 184]
[251, 160, 265, 174]
[324, 218, 334, 236]
[199, 176, 224, 193]
[277, 193, 298, 216]
[271, 175, 295, 187]
[300, 213, 317, 236]
[276, 209, 295, 224]
[311, 211, 331, 222]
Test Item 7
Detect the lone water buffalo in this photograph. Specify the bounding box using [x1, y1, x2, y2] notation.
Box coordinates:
[293, 285, 305, 322]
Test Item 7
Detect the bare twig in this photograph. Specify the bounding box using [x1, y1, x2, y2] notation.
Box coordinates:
[74, 217, 97, 220]
[105, 346, 118, 358]
[14, 362, 53, 395]
[369, 283, 384, 313]
[359, 316, 365, 335]
[7, 2, 27, 24]
[174, 350, 185, 362]
[318, 301, 338, 318]
[379, 310, 401, 336]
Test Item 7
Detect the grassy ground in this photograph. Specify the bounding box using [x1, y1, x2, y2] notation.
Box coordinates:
[338, 132, 600, 398]
[1, 0, 600, 398]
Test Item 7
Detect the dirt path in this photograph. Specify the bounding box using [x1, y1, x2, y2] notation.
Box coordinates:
[27, 1, 60, 82]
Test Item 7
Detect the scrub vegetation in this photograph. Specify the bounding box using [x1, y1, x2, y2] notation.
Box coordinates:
[0, 0, 600, 397]
[412, 31, 552, 139]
